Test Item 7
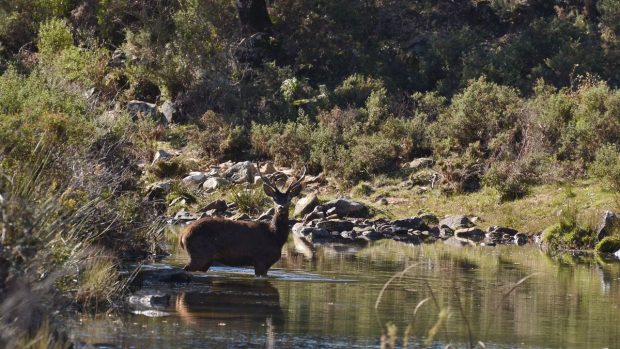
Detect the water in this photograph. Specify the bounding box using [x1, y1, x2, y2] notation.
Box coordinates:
[69, 239, 620, 349]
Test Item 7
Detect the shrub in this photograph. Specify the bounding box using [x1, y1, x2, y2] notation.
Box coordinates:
[589, 144, 620, 192]
[194, 111, 247, 162]
[542, 206, 596, 250]
[251, 118, 314, 167]
[333, 74, 385, 108]
[229, 189, 270, 215]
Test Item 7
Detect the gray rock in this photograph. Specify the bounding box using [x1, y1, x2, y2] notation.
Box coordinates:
[408, 157, 434, 172]
[199, 199, 228, 213]
[158, 100, 177, 123]
[128, 294, 171, 308]
[514, 232, 528, 246]
[127, 100, 158, 120]
[454, 227, 486, 242]
[439, 226, 454, 238]
[294, 194, 319, 217]
[182, 172, 207, 186]
[316, 219, 355, 232]
[260, 162, 277, 175]
[152, 149, 173, 165]
[361, 230, 384, 241]
[323, 198, 369, 218]
[340, 231, 358, 239]
[146, 180, 172, 199]
[130, 267, 192, 287]
[202, 177, 231, 191]
[173, 208, 199, 222]
[443, 237, 474, 247]
[224, 161, 258, 183]
[439, 215, 475, 230]
[392, 217, 428, 230]
[393, 234, 422, 245]
[597, 211, 617, 240]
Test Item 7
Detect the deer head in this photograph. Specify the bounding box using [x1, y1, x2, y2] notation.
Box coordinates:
[257, 164, 306, 210]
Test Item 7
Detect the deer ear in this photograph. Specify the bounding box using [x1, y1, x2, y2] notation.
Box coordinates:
[287, 183, 302, 198]
[263, 183, 276, 197]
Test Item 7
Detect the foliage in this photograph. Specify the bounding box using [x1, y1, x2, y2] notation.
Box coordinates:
[595, 236, 620, 254]
[229, 188, 270, 215]
[589, 144, 620, 192]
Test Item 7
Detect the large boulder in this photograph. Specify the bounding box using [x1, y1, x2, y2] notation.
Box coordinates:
[224, 161, 258, 183]
[182, 172, 207, 187]
[439, 215, 475, 230]
[146, 180, 172, 200]
[158, 100, 178, 123]
[294, 194, 319, 217]
[316, 219, 355, 232]
[597, 211, 618, 240]
[392, 217, 428, 231]
[202, 177, 231, 191]
[323, 198, 369, 218]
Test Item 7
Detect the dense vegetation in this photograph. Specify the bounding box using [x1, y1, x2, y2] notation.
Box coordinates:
[2, 0, 620, 346]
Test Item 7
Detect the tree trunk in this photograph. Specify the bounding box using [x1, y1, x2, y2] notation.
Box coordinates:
[236, 0, 272, 35]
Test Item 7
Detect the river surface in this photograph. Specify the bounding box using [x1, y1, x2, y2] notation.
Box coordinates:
[69, 236, 620, 349]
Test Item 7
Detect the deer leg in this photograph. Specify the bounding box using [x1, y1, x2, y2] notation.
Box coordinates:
[183, 254, 208, 272]
[199, 260, 213, 272]
[254, 262, 269, 277]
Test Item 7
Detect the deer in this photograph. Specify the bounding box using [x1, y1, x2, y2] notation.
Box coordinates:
[179, 165, 305, 276]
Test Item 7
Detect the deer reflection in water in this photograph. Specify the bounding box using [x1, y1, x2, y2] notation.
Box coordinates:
[174, 278, 283, 347]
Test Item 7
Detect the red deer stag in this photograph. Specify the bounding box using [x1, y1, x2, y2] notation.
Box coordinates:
[179, 165, 306, 276]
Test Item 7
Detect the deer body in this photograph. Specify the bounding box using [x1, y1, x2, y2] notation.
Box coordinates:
[179, 166, 304, 276]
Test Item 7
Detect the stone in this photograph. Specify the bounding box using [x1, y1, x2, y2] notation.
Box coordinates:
[439, 226, 454, 238]
[127, 100, 158, 120]
[224, 161, 258, 183]
[408, 157, 434, 172]
[514, 232, 528, 246]
[146, 180, 172, 200]
[361, 230, 383, 241]
[316, 219, 355, 232]
[454, 227, 486, 242]
[233, 213, 251, 220]
[130, 267, 192, 287]
[419, 213, 439, 226]
[376, 197, 389, 205]
[128, 294, 171, 308]
[173, 208, 199, 222]
[340, 231, 358, 239]
[303, 210, 325, 224]
[182, 172, 207, 186]
[323, 198, 369, 218]
[202, 177, 231, 191]
[392, 217, 428, 231]
[199, 199, 228, 213]
[158, 100, 177, 123]
[152, 149, 173, 165]
[439, 215, 475, 230]
[488, 226, 518, 236]
[597, 211, 618, 240]
[393, 234, 422, 245]
[294, 194, 319, 217]
[443, 237, 473, 247]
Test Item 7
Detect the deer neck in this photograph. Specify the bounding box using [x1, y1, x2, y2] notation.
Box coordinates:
[270, 206, 290, 245]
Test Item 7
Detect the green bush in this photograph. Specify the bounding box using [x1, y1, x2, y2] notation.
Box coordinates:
[230, 189, 270, 215]
[589, 144, 620, 192]
[542, 206, 596, 250]
[333, 74, 385, 108]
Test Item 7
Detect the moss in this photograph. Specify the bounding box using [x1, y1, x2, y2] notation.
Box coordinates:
[595, 236, 620, 254]
[542, 222, 596, 251]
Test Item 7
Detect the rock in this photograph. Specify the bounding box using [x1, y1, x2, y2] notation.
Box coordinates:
[294, 194, 319, 217]
[146, 180, 172, 200]
[488, 226, 518, 236]
[130, 266, 192, 287]
[514, 232, 528, 246]
[376, 197, 388, 205]
[224, 161, 258, 184]
[316, 219, 354, 232]
[361, 230, 384, 241]
[303, 210, 325, 224]
[233, 213, 251, 220]
[294, 225, 332, 242]
[340, 231, 358, 239]
[323, 198, 369, 218]
[439, 226, 454, 238]
[158, 100, 177, 123]
[408, 157, 434, 172]
[152, 149, 173, 165]
[454, 227, 486, 242]
[392, 217, 428, 231]
[597, 211, 618, 240]
[173, 208, 199, 222]
[127, 100, 158, 120]
[439, 215, 475, 230]
[443, 237, 473, 247]
[199, 199, 228, 213]
[258, 208, 275, 221]
[202, 177, 231, 191]
[260, 162, 277, 175]
[128, 294, 171, 308]
[182, 172, 207, 186]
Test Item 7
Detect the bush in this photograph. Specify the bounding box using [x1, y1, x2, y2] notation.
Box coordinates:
[194, 111, 247, 162]
[229, 189, 270, 215]
[542, 206, 596, 250]
[333, 74, 385, 108]
[589, 144, 620, 192]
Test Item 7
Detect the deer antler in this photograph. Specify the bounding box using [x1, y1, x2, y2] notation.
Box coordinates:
[286, 166, 307, 193]
[256, 162, 279, 193]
